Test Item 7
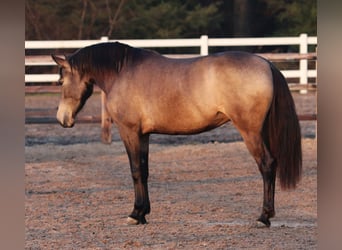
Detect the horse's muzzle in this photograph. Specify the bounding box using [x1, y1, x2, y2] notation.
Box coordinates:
[57, 114, 75, 128]
[56, 106, 75, 128]
[58, 119, 75, 128]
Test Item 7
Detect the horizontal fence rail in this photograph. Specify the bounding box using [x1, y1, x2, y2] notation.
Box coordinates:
[25, 34, 317, 142]
[25, 52, 317, 83]
[25, 34, 317, 84]
[25, 113, 317, 125]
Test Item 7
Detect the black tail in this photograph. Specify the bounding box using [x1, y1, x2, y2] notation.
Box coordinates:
[262, 63, 302, 189]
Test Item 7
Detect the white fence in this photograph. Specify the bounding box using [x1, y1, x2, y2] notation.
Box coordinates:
[25, 33, 317, 85]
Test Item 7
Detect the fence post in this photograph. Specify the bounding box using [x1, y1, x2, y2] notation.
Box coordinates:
[315, 46, 317, 141]
[100, 36, 112, 144]
[299, 33, 308, 94]
[200, 35, 208, 56]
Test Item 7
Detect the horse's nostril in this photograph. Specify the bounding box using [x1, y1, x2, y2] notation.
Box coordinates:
[67, 121, 75, 128]
[56, 111, 75, 128]
[58, 119, 74, 128]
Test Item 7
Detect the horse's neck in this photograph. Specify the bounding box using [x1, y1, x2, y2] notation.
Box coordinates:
[92, 73, 114, 95]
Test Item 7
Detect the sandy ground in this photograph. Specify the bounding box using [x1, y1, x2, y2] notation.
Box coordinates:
[25, 92, 317, 249]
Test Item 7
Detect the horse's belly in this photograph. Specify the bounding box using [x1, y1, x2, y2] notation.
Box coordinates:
[142, 110, 230, 135]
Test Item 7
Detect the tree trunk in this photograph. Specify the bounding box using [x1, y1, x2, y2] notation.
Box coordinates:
[233, 0, 252, 37]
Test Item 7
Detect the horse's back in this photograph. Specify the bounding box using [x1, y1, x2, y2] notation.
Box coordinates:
[209, 51, 273, 90]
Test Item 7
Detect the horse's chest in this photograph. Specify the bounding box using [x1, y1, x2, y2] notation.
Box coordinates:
[105, 98, 138, 126]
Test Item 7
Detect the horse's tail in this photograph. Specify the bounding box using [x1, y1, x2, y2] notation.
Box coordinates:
[262, 63, 302, 189]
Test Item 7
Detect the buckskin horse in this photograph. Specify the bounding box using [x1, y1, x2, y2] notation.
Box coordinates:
[52, 42, 302, 227]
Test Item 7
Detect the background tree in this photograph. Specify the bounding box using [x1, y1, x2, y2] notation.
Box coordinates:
[265, 0, 317, 36]
[233, 0, 252, 37]
[25, 0, 316, 51]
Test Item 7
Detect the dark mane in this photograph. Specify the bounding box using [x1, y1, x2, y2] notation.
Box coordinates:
[67, 42, 146, 77]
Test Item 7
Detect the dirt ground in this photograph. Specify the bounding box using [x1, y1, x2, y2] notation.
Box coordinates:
[25, 92, 317, 249]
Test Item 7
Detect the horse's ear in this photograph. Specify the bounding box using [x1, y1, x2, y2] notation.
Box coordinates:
[51, 54, 70, 69]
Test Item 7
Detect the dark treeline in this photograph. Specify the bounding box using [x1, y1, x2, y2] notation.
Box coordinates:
[26, 0, 316, 53]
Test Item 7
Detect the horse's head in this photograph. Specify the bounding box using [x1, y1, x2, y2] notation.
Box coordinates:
[52, 55, 94, 128]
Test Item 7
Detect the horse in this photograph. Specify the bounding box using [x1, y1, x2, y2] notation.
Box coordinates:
[52, 42, 302, 227]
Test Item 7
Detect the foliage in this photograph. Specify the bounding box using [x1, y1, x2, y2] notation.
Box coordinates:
[263, 0, 317, 36]
[25, 0, 316, 40]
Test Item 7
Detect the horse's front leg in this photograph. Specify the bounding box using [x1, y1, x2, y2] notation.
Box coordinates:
[119, 127, 150, 225]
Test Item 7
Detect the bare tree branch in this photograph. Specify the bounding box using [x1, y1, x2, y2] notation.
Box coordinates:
[106, 0, 126, 37]
[25, 0, 43, 40]
[78, 0, 88, 39]
[87, 0, 97, 39]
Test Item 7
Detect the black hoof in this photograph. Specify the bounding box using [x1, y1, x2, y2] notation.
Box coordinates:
[257, 216, 271, 227]
[127, 214, 148, 225]
[139, 216, 147, 224]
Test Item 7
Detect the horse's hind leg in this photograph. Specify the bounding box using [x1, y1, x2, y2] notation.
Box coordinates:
[238, 130, 276, 227]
